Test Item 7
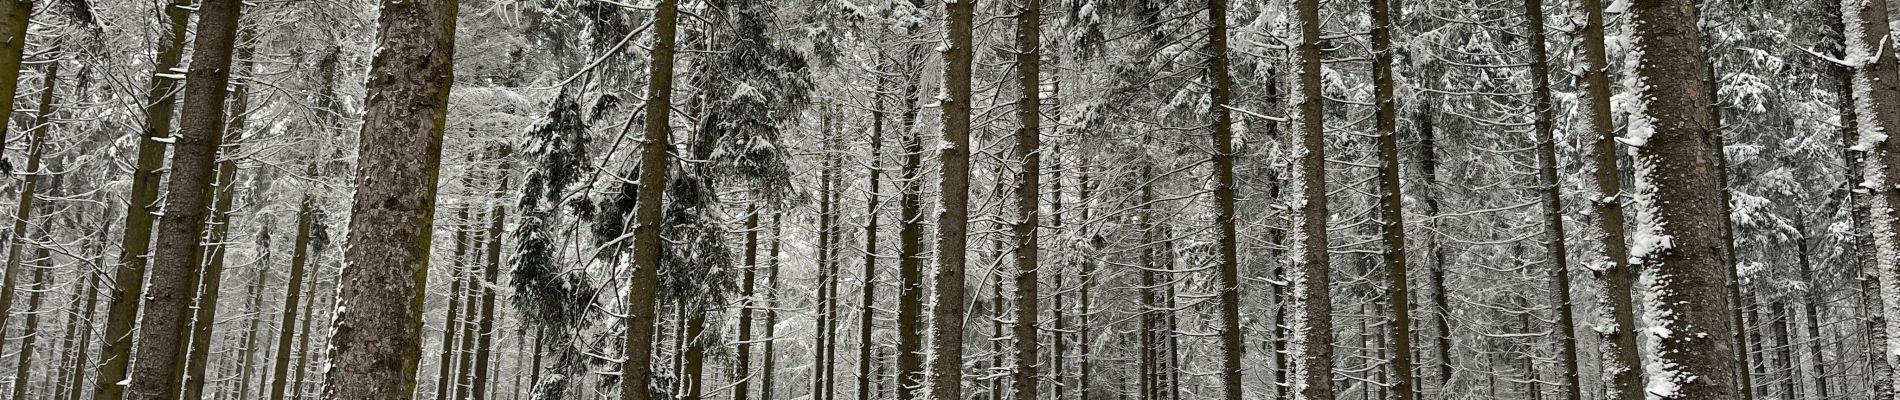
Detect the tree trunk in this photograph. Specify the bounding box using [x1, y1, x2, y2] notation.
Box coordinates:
[1578, 0, 1642, 396]
[1138, 146, 1158, 400]
[812, 120, 835, 400]
[68, 230, 105, 400]
[319, 0, 461, 391]
[472, 155, 511, 400]
[1368, 0, 1414, 397]
[929, 0, 976, 396]
[0, 55, 53, 368]
[1418, 106, 1454, 395]
[894, 42, 928, 400]
[620, 1, 678, 399]
[762, 213, 783, 400]
[182, 26, 256, 399]
[1526, 3, 1584, 400]
[1293, 0, 1335, 396]
[293, 252, 320, 398]
[457, 236, 484, 400]
[1847, 0, 1900, 397]
[0, 0, 33, 171]
[1202, 0, 1245, 398]
[857, 69, 885, 400]
[736, 205, 761, 400]
[235, 235, 271, 400]
[10, 246, 48, 400]
[1625, 0, 1740, 399]
[124, 0, 244, 395]
[436, 212, 471, 399]
[1077, 160, 1094, 400]
[1011, 1, 1044, 399]
[1705, 62, 1755, 400]
[97, 0, 193, 396]
[269, 196, 316, 400]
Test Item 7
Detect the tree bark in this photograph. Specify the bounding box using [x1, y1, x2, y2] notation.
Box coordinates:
[928, 0, 975, 396]
[857, 68, 885, 400]
[0, 55, 53, 369]
[1848, 0, 1900, 397]
[736, 205, 761, 400]
[97, 1, 195, 396]
[319, 0, 460, 392]
[1293, 0, 1335, 397]
[10, 246, 48, 400]
[471, 154, 511, 400]
[269, 196, 316, 400]
[125, 0, 245, 394]
[1625, 0, 1740, 399]
[0, 0, 33, 171]
[1576, 0, 1643, 396]
[762, 213, 783, 400]
[182, 26, 256, 399]
[1203, 0, 1246, 398]
[1368, 0, 1414, 397]
[894, 42, 928, 400]
[1011, 1, 1043, 399]
[619, 2, 677, 399]
[1526, 3, 1584, 400]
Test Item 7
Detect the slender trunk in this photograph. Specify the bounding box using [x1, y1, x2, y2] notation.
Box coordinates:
[929, 0, 976, 395]
[894, 46, 927, 400]
[1202, 0, 1245, 398]
[10, 247, 48, 400]
[1625, 0, 1740, 399]
[1293, 0, 1335, 396]
[97, 0, 195, 396]
[472, 156, 511, 400]
[736, 205, 761, 400]
[1526, 4, 1583, 400]
[812, 122, 835, 400]
[1577, 0, 1642, 396]
[1705, 61, 1756, 400]
[763, 213, 783, 400]
[457, 235, 485, 400]
[293, 253, 320, 398]
[1138, 148, 1158, 400]
[0, 56, 54, 367]
[857, 70, 886, 400]
[126, 0, 245, 395]
[1368, 0, 1414, 397]
[1011, 1, 1043, 399]
[621, 2, 678, 399]
[1077, 160, 1093, 400]
[65, 233, 105, 400]
[1418, 106, 1453, 395]
[269, 197, 316, 400]
[183, 26, 256, 399]
[235, 238, 272, 400]
[436, 213, 471, 399]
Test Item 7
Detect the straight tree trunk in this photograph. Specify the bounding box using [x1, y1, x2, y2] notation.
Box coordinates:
[1203, 0, 1246, 398]
[929, 0, 976, 396]
[293, 253, 320, 398]
[857, 70, 885, 400]
[812, 123, 835, 400]
[1368, 0, 1414, 397]
[98, 0, 194, 395]
[10, 246, 48, 400]
[736, 205, 761, 400]
[1704, 63, 1756, 400]
[183, 27, 256, 400]
[1138, 148, 1158, 400]
[0, 55, 53, 367]
[235, 239, 271, 400]
[319, 0, 461, 391]
[1292, 0, 1335, 397]
[763, 214, 783, 400]
[1076, 158, 1094, 400]
[457, 235, 485, 400]
[620, 2, 679, 400]
[68, 234, 105, 400]
[894, 46, 928, 400]
[124, 0, 245, 395]
[1419, 107, 1454, 393]
[0, 0, 31, 170]
[1011, 1, 1044, 400]
[1577, 0, 1643, 396]
[1847, 0, 1900, 397]
[1526, 3, 1584, 400]
[436, 217, 470, 399]
[269, 196, 316, 400]
[1793, 221, 1830, 399]
[1625, 0, 1741, 399]
[472, 156, 511, 400]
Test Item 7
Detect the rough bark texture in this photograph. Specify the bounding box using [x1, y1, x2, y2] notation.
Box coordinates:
[1576, 0, 1643, 396]
[319, 0, 460, 393]
[1202, 0, 1245, 398]
[0, 57, 52, 367]
[1011, 1, 1043, 399]
[182, 29, 255, 400]
[1851, 0, 1900, 397]
[1627, 0, 1740, 399]
[1293, 0, 1335, 397]
[1368, 0, 1414, 398]
[0, 0, 30, 169]
[894, 46, 927, 400]
[621, 1, 677, 399]
[10, 246, 47, 400]
[97, 0, 192, 396]
[270, 196, 316, 400]
[929, 0, 975, 397]
[1526, 3, 1584, 399]
[126, 0, 244, 395]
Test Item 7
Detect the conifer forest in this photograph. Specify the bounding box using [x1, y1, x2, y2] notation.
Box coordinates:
[11, 0, 1900, 399]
